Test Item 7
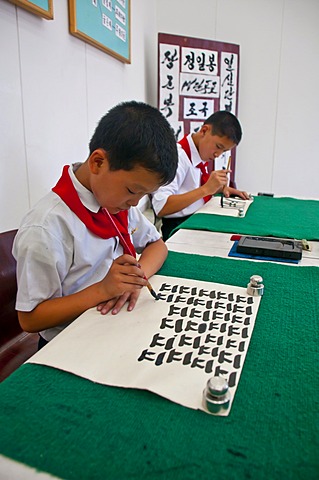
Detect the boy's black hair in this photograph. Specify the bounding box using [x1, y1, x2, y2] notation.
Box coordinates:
[204, 110, 242, 145]
[89, 101, 178, 186]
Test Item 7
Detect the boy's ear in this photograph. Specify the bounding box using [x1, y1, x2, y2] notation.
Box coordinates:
[200, 124, 210, 136]
[88, 149, 109, 173]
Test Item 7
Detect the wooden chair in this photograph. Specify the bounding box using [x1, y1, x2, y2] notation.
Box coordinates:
[0, 229, 38, 382]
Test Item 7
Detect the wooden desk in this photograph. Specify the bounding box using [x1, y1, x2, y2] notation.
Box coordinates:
[0, 251, 318, 479]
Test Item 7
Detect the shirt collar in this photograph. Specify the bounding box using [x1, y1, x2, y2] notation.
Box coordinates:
[69, 164, 100, 213]
[187, 133, 204, 167]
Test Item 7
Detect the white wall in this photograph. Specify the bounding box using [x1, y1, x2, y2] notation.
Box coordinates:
[0, 0, 157, 231]
[1, 0, 319, 232]
[156, 0, 319, 199]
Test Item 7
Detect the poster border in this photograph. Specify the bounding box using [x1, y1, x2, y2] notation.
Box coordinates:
[9, 0, 54, 20]
[68, 0, 131, 64]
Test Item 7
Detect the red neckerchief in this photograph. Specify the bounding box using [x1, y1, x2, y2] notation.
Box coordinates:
[52, 165, 136, 256]
[178, 135, 211, 203]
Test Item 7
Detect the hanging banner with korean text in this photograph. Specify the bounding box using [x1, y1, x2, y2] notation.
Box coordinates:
[158, 33, 240, 177]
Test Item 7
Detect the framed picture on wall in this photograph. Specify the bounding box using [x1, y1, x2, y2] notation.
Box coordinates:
[68, 0, 131, 64]
[8, 0, 54, 20]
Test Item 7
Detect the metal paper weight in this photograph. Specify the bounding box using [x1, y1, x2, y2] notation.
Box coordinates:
[202, 376, 231, 415]
[238, 207, 244, 217]
[247, 275, 264, 296]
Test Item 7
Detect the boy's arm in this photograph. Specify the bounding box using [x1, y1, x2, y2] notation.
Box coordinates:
[157, 186, 209, 216]
[223, 186, 250, 200]
[157, 169, 229, 217]
[137, 238, 168, 279]
[18, 254, 147, 333]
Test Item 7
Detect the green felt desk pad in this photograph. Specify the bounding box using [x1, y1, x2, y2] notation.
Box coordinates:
[1, 252, 319, 479]
[175, 196, 319, 240]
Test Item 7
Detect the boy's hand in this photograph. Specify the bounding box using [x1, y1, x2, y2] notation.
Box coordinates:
[99, 254, 147, 302]
[223, 186, 250, 200]
[204, 169, 229, 195]
[97, 289, 141, 315]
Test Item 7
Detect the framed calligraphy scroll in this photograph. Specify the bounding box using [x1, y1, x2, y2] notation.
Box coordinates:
[8, 0, 54, 19]
[158, 33, 240, 182]
[68, 0, 131, 64]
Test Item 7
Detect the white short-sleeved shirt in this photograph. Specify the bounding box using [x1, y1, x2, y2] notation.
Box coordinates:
[151, 134, 205, 218]
[13, 164, 161, 341]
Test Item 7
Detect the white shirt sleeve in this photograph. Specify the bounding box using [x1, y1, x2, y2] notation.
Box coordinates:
[151, 144, 204, 218]
[128, 206, 161, 253]
[13, 224, 72, 312]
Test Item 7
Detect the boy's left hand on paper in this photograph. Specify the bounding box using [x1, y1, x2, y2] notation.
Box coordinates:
[97, 289, 141, 316]
[223, 186, 250, 200]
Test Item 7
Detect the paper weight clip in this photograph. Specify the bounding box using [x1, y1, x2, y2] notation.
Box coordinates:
[247, 275, 264, 296]
[202, 376, 231, 415]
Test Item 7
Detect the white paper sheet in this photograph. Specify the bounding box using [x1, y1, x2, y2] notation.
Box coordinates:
[196, 196, 253, 217]
[28, 275, 261, 415]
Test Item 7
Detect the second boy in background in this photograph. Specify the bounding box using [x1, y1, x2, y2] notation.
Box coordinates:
[151, 110, 249, 241]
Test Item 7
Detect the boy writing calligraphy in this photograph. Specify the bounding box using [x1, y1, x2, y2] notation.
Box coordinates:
[13, 101, 178, 348]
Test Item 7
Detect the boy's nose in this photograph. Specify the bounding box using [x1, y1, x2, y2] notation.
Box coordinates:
[127, 198, 140, 207]
[214, 149, 223, 158]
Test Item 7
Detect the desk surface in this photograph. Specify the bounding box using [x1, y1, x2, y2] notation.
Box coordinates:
[174, 195, 319, 240]
[0, 252, 318, 480]
[167, 229, 319, 266]
[0, 454, 59, 479]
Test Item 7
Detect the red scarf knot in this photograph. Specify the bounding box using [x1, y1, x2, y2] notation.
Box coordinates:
[52, 165, 136, 256]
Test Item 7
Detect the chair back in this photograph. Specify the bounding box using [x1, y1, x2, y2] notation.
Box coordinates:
[0, 229, 21, 346]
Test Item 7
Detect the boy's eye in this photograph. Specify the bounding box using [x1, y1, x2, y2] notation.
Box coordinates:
[127, 188, 136, 195]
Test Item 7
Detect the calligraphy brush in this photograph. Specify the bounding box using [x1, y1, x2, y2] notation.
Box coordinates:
[221, 155, 232, 208]
[103, 208, 159, 300]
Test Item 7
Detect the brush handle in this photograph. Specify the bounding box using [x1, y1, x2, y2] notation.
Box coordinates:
[103, 208, 135, 257]
[103, 208, 157, 297]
